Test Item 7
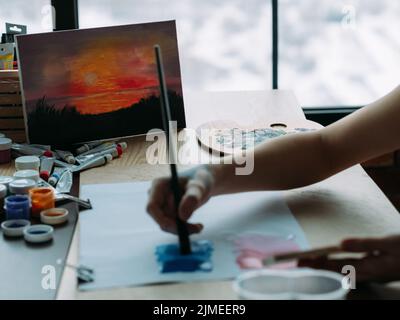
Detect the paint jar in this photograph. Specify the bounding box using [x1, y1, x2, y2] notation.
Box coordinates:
[9, 178, 36, 195]
[0, 138, 12, 164]
[233, 268, 349, 300]
[0, 176, 13, 194]
[4, 195, 31, 220]
[13, 170, 40, 182]
[0, 184, 7, 216]
[24, 224, 54, 243]
[40, 208, 69, 225]
[1, 219, 31, 237]
[15, 156, 40, 171]
[29, 187, 55, 218]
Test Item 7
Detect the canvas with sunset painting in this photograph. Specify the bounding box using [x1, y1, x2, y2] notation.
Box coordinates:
[16, 21, 185, 146]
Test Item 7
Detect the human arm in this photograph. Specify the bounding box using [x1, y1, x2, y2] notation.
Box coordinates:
[147, 86, 400, 234]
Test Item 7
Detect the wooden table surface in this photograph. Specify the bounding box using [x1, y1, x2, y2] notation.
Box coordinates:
[2, 90, 400, 299]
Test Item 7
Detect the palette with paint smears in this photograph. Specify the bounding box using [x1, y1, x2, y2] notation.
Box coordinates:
[196, 120, 316, 155]
[155, 240, 213, 273]
[233, 233, 300, 270]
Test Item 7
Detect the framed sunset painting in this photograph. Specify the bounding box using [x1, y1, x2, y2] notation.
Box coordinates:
[16, 21, 185, 146]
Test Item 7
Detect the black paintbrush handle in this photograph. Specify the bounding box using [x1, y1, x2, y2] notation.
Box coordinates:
[154, 44, 192, 255]
[170, 162, 191, 254]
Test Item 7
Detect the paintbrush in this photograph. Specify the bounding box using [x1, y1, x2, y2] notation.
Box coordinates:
[154, 44, 192, 255]
[263, 245, 343, 266]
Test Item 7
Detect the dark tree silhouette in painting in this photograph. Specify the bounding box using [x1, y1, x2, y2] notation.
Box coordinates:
[27, 91, 186, 147]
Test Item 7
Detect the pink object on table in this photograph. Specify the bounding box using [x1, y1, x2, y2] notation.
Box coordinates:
[233, 233, 300, 270]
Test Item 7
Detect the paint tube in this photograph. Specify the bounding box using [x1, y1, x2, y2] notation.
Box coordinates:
[29, 144, 51, 151]
[11, 143, 48, 157]
[76, 143, 125, 164]
[56, 150, 76, 164]
[78, 142, 115, 156]
[79, 141, 127, 157]
[76, 147, 119, 164]
[48, 167, 67, 187]
[39, 157, 55, 181]
[30, 144, 54, 157]
[55, 169, 73, 193]
[117, 142, 128, 152]
[71, 154, 113, 173]
[0, 43, 14, 70]
[75, 140, 108, 155]
[54, 159, 74, 168]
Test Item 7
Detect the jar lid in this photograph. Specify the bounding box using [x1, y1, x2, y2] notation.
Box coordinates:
[41, 208, 69, 225]
[0, 176, 13, 186]
[13, 170, 40, 182]
[24, 224, 54, 243]
[29, 187, 54, 198]
[9, 178, 37, 194]
[0, 184, 7, 198]
[0, 138, 12, 151]
[1, 219, 31, 237]
[5, 194, 30, 206]
[15, 156, 40, 171]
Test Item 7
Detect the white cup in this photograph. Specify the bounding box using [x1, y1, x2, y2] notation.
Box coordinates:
[233, 268, 349, 300]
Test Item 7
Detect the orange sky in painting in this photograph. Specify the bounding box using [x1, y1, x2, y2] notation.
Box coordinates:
[18, 22, 183, 115]
[65, 38, 158, 114]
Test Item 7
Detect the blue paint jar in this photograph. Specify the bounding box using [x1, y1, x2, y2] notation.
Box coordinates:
[4, 195, 31, 220]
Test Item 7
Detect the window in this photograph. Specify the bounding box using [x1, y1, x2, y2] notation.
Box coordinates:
[279, 0, 400, 107]
[78, 0, 272, 92]
[0, 0, 53, 34]
[6, 1, 399, 113]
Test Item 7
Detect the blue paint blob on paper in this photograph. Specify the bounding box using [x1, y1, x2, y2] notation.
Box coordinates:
[155, 240, 213, 273]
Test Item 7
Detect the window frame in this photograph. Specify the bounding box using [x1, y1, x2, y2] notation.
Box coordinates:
[52, 0, 79, 31]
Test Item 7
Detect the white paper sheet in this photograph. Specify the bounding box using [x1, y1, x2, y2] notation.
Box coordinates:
[79, 181, 309, 291]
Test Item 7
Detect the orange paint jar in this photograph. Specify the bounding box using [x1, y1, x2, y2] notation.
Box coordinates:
[29, 187, 55, 218]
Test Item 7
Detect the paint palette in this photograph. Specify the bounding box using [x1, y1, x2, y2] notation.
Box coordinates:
[155, 240, 213, 273]
[196, 120, 316, 155]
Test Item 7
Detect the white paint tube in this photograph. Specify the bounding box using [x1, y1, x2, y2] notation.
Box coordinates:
[79, 141, 127, 157]
[71, 154, 113, 173]
[117, 142, 127, 150]
[29, 144, 52, 151]
[54, 159, 76, 170]
[39, 157, 55, 181]
[55, 169, 73, 193]
[11, 143, 48, 156]
[48, 167, 67, 187]
[76, 147, 119, 164]
[56, 150, 76, 164]
[75, 141, 107, 155]
[78, 142, 115, 156]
